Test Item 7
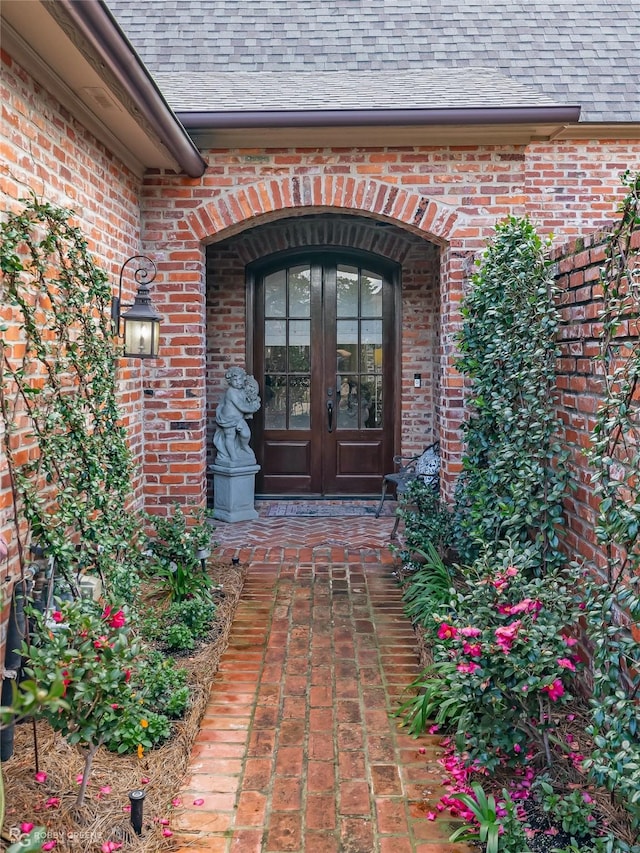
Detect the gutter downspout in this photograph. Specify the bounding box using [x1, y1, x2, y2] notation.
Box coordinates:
[177, 105, 581, 131]
[57, 0, 206, 178]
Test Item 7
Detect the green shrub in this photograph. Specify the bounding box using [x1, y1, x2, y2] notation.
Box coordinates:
[166, 623, 196, 651]
[105, 708, 171, 754]
[454, 215, 569, 573]
[397, 479, 454, 559]
[167, 596, 217, 640]
[134, 650, 189, 718]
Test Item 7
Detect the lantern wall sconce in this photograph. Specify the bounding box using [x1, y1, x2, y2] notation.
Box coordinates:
[111, 255, 161, 358]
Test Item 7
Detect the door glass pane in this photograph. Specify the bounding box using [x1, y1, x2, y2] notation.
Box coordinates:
[336, 320, 358, 395]
[360, 320, 382, 372]
[337, 376, 376, 430]
[289, 376, 310, 429]
[289, 265, 311, 317]
[264, 374, 287, 429]
[361, 270, 383, 317]
[336, 265, 358, 317]
[265, 320, 287, 372]
[265, 270, 286, 316]
[366, 376, 383, 428]
[289, 320, 310, 372]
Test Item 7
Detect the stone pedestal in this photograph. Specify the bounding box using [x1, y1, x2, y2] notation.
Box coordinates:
[210, 463, 260, 522]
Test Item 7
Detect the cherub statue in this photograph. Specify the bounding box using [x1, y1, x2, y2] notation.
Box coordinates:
[213, 366, 261, 465]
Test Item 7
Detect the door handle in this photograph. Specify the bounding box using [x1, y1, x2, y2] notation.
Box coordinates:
[327, 400, 333, 432]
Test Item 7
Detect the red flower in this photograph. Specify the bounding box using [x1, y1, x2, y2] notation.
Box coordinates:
[108, 609, 126, 629]
[124, 669, 131, 683]
[437, 623, 457, 640]
[51, 611, 64, 623]
[542, 678, 565, 702]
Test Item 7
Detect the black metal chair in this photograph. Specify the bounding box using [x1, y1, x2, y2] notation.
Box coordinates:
[375, 441, 440, 537]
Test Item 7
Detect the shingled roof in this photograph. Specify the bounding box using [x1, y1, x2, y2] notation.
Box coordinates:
[106, 0, 640, 124]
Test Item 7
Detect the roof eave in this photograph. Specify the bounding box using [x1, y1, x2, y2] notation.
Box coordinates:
[61, 0, 206, 177]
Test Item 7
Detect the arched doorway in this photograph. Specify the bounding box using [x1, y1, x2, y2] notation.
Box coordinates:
[248, 248, 400, 495]
[205, 213, 442, 506]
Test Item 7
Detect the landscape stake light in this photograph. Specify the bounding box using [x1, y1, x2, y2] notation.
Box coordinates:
[111, 255, 161, 358]
[128, 788, 146, 835]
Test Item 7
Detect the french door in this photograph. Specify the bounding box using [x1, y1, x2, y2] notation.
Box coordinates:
[252, 251, 399, 495]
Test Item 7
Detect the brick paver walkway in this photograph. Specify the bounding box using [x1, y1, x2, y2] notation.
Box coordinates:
[173, 508, 472, 853]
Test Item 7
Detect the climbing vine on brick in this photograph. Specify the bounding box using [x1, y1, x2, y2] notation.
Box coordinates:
[454, 216, 569, 572]
[583, 170, 640, 830]
[0, 197, 141, 598]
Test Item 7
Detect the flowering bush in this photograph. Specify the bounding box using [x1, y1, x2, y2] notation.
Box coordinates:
[24, 599, 143, 806]
[401, 547, 584, 772]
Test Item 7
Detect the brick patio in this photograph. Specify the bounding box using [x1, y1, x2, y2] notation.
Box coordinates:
[172, 509, 473, 852]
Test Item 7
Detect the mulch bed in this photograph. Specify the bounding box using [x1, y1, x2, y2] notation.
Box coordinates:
[2, 558, 246, 852]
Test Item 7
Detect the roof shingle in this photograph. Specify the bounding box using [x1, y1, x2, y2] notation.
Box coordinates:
[106, 1, 640, 123]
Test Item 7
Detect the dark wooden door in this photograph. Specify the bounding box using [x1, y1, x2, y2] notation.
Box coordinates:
[252, 251, 398, 496]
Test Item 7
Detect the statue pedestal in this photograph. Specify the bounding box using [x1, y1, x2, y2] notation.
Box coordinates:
[210, 462, 260, 522]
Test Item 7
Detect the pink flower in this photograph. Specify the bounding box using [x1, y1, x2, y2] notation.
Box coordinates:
[562, 634, 579, 647]
[100, 786, 112, 795]
[34, 771, 48, 783]
[108, 609, 126, 629]
[513, 744, 522, 753]
[494, 620, 521, 653]
[193, 798, 205, 806]
[460, 627, 481, 638]
[427, 811, 436, 820]
[462, 641, 482, 657]
[101, 843, 123, 853]
[20, 822, 35, 833]
[102, 605, 113, 620]
[51, 611, 64, 623]
[497, 603, 512, 614]
[75, 773, 84, 784]
[438, 623, 457, 640]
[42, 842, 57, 851]
[110, 704, 119, 710]
[162, 829, 173, 837]
[456, 662, 480, 674]
[557, 657, 576, 671]
[45, 797, 60, 808]
[159, 818, 170, 826]
[505, 566, 518, 577]
[171, 797, 181, 807]
[542, 678, 565, 702]
[93, 635, 108, 648]
[509, 598, 542, 615]
[428, 724, 440, 734]
[140, 776, 150, 784]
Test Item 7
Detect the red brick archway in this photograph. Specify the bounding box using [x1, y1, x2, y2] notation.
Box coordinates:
[183, 176, 461, 246]
[142, 175, 467, 513]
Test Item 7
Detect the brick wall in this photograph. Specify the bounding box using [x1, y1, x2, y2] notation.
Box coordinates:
[0, 50, 144, 661]
[140, 141, 639, 503]
[553, 225, 640, 572]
